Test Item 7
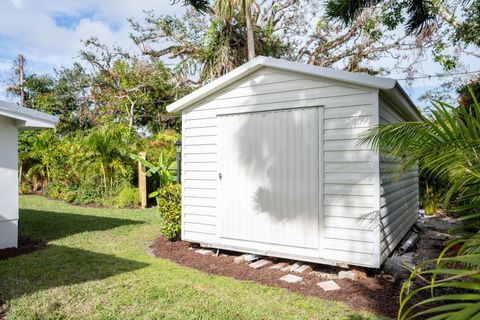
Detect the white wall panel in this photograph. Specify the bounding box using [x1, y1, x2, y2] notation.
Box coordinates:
[181, 67, 379, 267]
[378, 95, 420, 262]
[218, 107, 320, 251]
[0, 117, 19, 249]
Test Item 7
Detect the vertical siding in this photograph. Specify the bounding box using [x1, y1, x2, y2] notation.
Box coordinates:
[379, 96, 419, 262]
[182, 67, 378, 266]
[218, 108, 320, 250]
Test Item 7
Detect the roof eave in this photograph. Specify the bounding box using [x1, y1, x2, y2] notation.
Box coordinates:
[384, 84, 423, 121]
[0, 108, 58, 129]
[167, 58, 265, 113]
[167, 56, 399, 113]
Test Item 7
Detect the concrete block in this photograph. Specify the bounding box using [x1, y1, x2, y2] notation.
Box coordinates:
[317, 280, 341, 292]
[293, 264, 313, 274]
[195, 249, 215, 256]
[243, 254, 260, 263]
[279, 274, 303, 283]
[309, 271, 338, 279]
[338, 270, 357, 281]
[270, 262, 289, 270]
[281, 265, 292, 272]
[249, 259, 273, 269]
[234, 255, 248, 264]
[383, 254, 415, 280]
[289, 262, 304, 272]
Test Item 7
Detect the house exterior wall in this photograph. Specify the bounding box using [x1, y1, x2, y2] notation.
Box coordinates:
[0, 116, 19, 249]
[378, 94, 420, 263]
[181, 67, 383, 267]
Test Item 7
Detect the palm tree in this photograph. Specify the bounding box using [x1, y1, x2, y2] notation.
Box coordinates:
[359, 89, 480, 319]
[26, 130, 58, 188]
[215, 0, 255, 60]
[183, 0, 256, 60]
[82, 125, 134, 194]
[325, 0, 473, 34]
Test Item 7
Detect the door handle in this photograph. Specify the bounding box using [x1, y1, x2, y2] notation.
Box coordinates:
[219, 172, 222, 180]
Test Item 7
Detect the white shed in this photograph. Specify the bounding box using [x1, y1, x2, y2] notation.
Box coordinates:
[167, 56, 422, 268]
[0, 100, 58, 250]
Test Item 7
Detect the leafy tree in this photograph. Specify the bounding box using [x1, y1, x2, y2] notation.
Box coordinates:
[325, 0, 436, 33]
[130, 8, 289, 82]
[182, 0, 257, 60]
[7, 60, 94, 133]
[80, 37, 179, 131]
[80, 124, 136, 194]
[325, 0, 480, 70]
[459, 76, 480, 109]
[136, 0, 439, 83]
[455, 1, 480, 47]
[173, 0, 210, 13]
[18, 130, 56, 191]
[215, 0, 255, 60]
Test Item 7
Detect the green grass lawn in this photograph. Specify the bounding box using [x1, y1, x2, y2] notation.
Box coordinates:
[0, 196, 384, 319]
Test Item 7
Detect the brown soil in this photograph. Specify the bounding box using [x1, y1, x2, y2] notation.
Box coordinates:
[150, 236, 401, 317]
[0, 237, 46, 261]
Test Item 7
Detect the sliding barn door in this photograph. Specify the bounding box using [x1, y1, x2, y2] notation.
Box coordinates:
[218, 107, 321, 249]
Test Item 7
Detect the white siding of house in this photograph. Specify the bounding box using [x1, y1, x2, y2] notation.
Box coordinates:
[0, 116, 19, 249]
[379, 95, 419, 263]
[181, 67, 378, 267]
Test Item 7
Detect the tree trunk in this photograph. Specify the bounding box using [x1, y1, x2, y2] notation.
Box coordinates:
[129, 103, 135, 127]
[245, 3, 255, 60]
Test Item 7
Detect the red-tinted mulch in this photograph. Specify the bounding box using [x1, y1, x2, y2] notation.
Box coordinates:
[150, 236, 401, 317]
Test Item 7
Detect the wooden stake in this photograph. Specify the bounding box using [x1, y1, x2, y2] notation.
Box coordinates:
[138, 151, 147, 208]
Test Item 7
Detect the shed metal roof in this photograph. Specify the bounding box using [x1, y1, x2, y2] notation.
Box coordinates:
[0, 100, 58, 129]
[167, 56, 422, 121]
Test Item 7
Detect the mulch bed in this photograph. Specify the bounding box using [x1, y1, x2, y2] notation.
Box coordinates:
[150, 236, 401, 317]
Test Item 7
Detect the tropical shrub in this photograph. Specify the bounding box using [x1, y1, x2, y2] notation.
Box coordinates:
[420, 171, 450, 216]
[64, 191, 77, 204]
[44, 183, 68, 199]
[130, 149, 177, 199]
[63, 184, 104, 205]
[360, 85, 480, 319]
[103, 186, 140, 208]
[81, 124, 136, 194]
[18, 122, 180, 209]
[157, 184, 182, 240]
[18, 182, 31, 194]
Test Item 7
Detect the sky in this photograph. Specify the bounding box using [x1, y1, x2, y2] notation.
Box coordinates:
[0, 0, 186, 99]
[0, 0, 479, 108]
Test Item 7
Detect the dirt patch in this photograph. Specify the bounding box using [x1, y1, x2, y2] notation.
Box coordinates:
[0, 237, 46, 261]
[150, 237, 401, 317]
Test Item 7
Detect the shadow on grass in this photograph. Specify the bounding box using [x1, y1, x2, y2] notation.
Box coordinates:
[0, 244, 149, 302]
[19, 209, 143, 242]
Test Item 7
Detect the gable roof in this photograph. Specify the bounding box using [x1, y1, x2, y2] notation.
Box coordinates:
[167, 56, 422, 121]
[0, 100, 58, 129]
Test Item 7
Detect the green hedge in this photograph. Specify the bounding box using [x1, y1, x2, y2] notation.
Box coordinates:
[158, 184, 182, 240]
